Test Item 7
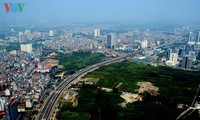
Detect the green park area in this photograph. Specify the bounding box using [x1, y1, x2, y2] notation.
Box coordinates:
[86, 61, 200, 103]
[58, 61, 200, 120]
[54, 52, 106, 74]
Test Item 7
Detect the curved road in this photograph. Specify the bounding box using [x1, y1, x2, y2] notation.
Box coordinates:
[35, 53, 134, 120]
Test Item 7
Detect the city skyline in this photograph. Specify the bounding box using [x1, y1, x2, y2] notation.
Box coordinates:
[1, 0, 200, 120]
[0, 0, 200, 25]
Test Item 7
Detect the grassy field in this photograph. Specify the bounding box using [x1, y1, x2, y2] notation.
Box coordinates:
[86, 61, 200, 104]
[54, 51, 106, 74]
[58, 61, 200, 120]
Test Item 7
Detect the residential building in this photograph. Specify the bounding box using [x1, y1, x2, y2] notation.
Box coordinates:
[36, 62, 52, 73]
[188, 32, 193, 44]
[5, 99, 19, 120]
[20, 44, 32, 53]
[107, 33, 116, 49]
[141, 40, 148, 48]
[49, 30, 54, 37]
[170, 53, 178, 64]
[181, 55, 192, 69]
[185, 45, 194, 54]
[166, 49, 172, 60]
[196, 31, 200, 43]
[189, 51, 196, 62]
[0, 97, 8, 114]
[94, 29, 100, 37]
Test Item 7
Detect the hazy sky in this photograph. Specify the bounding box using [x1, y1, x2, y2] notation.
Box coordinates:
[0, 0, 200, 24]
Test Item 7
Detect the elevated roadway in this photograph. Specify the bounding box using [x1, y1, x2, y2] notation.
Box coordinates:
[35, 53, 135, 120]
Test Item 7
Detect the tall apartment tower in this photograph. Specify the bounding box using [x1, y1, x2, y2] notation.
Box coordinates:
[170, 53, 178, 64]
[166, 49, 172, 60]
[181, 55, 192, 69]
[49, 30, 54, 37]
[107, 33, 117, 49]
[94, 29, 100, 37]
[5, 99, 19, 120]
[196, 31, 200, 43]
[20, 44, 33, 53]
[188, 32, 193, 44]
[141, 40, 148, 48]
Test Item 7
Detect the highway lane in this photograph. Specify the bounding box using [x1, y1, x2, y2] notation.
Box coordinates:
[176, 84, 200, 120]
[39, 78, 74, 119]
[191, 84, 200, 107]
[36, 54, 134, 120]
[37, 76, 74, 120]
[38, 70, 95, 120]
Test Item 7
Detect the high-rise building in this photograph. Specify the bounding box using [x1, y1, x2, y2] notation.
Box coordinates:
[181, 55, 192, 69]
[189, 51, 196, 62]
[5, 89, 11, 96]
[0, 97, 8, 111]
[188, 32, 193, 44]
[24, 30, 31, 40]
[20, 44, 33, 53]
[24, 30, 30, 35]
[19, 32, 23, 36]
[94, 29, 100, 37]
[25, 98, 32, 108]
[166, 52, 178, 66]
[170, 53, 178, 64]
[185, 44, 195, 54]
[5, 98, 19, 120]
[107, 33, 116, 49]
[156, 40, 160, 46]
[196, 31, 200, 43]
[49, 30, 54, 37]
[166, 49, 172, 60]
[18, 32, 25, 42]
[141, 40, 148, 48]
[178, 49, 183, 57]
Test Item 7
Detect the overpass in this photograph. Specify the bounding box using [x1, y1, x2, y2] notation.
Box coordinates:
[177, 84, 200, 120]
[35, 53, 135, 120]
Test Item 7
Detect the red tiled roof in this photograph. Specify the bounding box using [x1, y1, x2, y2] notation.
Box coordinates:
[18, 104, 26, 107]
[33, 73, 43, 77]
[37, 62, 52, 70]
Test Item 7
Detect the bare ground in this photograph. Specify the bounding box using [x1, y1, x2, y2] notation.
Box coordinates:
[135, 82, 159, 96]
